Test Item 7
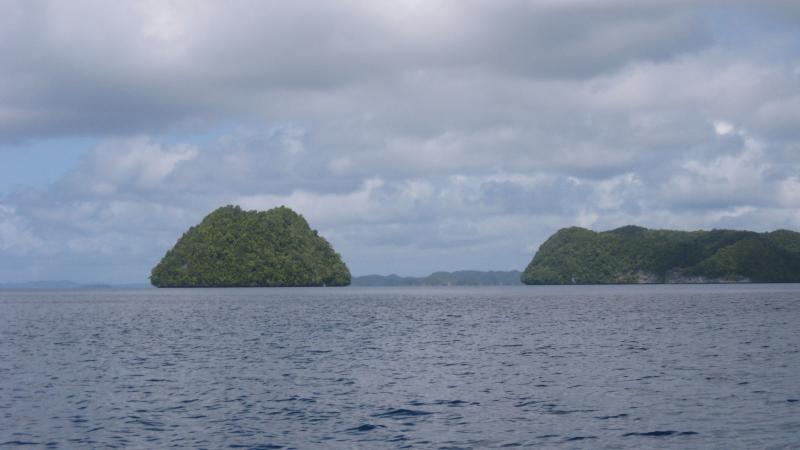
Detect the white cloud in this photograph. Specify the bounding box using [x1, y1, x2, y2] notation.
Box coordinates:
[1, 1, 800, 282]
[779, 176, 800, 207]
[62, 137, 198, 195]
[237, 178, 386, 225]
[713, 120, 734, 135]
[3, 110, 800, 282]
[0, 205, 45, 254]
[0, 0, 714, 142]
[590, 173, 643, 210]
[575, 209, 600, 228]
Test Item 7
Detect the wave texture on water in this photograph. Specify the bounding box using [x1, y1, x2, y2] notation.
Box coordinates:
[1, 284, 799, 449]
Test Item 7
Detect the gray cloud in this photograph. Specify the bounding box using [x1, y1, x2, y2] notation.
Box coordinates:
[0, 1, 799, 282]
[0, 0, 713, 142]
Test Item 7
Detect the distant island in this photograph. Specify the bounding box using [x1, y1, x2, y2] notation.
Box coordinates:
[0, 281, 152, 289]
[150, 205, 351, 287]
[352, 270, 523, 286]
[522, 225, 800, 284]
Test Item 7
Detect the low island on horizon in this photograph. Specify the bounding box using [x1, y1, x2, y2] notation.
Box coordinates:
[352, 270, 523, 287]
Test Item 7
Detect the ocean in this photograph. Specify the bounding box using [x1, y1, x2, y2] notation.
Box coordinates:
[1, 285, 798, 449]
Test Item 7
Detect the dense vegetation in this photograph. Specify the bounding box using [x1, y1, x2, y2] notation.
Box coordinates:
[151, 205, 351, 287]
[352, 270, 522, 286]
[522, 226, 800, 284]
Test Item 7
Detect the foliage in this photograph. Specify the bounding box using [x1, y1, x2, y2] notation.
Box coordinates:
[521, 226, 800, 284]
[150, 205, 351, 287]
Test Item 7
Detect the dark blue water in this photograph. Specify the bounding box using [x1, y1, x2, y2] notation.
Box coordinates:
[1, 285, 799, 449]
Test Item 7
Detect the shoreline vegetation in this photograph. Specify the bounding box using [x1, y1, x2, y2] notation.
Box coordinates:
[144, 208, 800, 288]
[150, 205, 350, 288]
[522, 225, 800, 285]
[10, 206, 800, 288]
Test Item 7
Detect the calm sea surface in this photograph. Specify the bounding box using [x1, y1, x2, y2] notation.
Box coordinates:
[1, 285, 799, 449]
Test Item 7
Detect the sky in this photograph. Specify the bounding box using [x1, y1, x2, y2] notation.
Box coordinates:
[1, 0, 800, 283]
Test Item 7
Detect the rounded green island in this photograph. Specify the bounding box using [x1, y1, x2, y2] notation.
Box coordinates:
[150, 205, 351, 287]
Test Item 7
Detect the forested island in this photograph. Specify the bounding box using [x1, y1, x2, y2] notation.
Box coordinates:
[522, 226, 800, 284]
[352, 270, 522, 286]
[150, 205, 350, 287]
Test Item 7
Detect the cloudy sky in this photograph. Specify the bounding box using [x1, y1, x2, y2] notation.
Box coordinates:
[1, 0, 799, 283]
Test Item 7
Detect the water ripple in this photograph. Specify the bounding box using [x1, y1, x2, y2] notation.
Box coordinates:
[1, 285, 799, 448]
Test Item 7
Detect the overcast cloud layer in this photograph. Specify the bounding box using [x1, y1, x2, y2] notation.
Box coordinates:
[1, 0, 800, 283]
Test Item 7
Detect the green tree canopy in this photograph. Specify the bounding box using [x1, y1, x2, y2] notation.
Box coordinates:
[522, 226, 800, 284]
[151, 205, 351, 287]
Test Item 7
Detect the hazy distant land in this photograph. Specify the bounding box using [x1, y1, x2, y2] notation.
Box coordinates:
[352, 270, 523, 287]
[1, 273, 521, 289]
[0, 281, 152, 289]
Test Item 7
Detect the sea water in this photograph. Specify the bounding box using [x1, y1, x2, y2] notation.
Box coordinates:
[1, 285, 798, 449]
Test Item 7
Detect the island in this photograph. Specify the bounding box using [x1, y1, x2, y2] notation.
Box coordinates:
[521, 225, 800, 284]
[352, 270, 523, 286]
[150, 205, 351, 287]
